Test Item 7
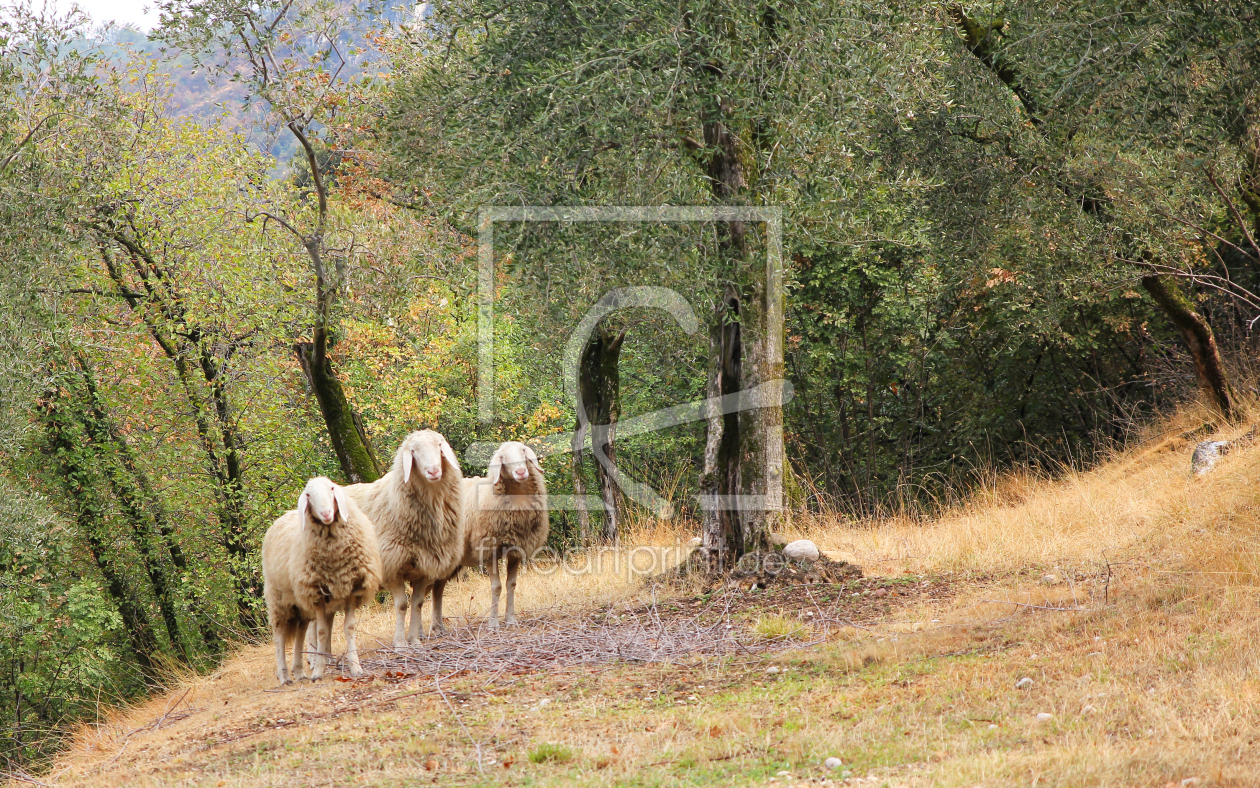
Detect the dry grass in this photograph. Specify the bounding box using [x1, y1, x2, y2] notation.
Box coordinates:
[21, 404, 1260, 788]
[786, 406, 1260, 577]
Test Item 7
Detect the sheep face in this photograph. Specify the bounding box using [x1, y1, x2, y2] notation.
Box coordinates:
[298, 476, 350, 529]
[396, 429, 460, 484]
[488, 441, 541, 486]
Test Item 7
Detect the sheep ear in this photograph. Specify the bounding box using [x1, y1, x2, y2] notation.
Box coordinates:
[440, 440, 460, 473]
[524, 444, 541, 471]
[487, 453, 502, 486]
[297, 491, 309, 531]
[333, 485, 349, 522]
[401, 448, 413, 484]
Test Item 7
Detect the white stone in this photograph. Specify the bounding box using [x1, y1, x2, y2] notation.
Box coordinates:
[1015, 677, 1034, 689]
[987, 724, 998, 730]
[783, 539, 820, 561]
[766, 666, 780, 674]
[687, 537, 702, 548]
[1191, 440, 1230, 477]
[824, 757, 843, 770]
[1036, 712, 1053, 722]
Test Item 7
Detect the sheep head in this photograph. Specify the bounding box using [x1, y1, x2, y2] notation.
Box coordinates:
[488, 441, 541, 486]
[395, 429, 460, 484]
[298, 476, 350, 530]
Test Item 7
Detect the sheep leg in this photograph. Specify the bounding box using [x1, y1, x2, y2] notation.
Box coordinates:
[320, 609, 335, 673]
[487, 558, 501, 630]
[289, 621, 308, 682]
[303, 621, 317, 671]
[430, 578, 448, 636]
[388, 581, 410, 648]
[343, 601, 364, 678]
[274, 625, 291, 685]
[504, 553, 521, 627]
[407, 581, 429, 644]
[311, 609, 334, 680]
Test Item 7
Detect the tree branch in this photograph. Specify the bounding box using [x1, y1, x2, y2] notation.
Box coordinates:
[288, 121, 328, 236]
[1206, 167, 1260, 263]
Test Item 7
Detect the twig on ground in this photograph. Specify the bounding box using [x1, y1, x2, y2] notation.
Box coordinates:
[0, 769, 52, 787]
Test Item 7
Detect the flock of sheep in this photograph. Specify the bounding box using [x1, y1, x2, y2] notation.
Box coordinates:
[261, 430, 549, 685]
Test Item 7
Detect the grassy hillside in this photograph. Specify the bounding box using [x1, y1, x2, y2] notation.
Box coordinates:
[20, 407, 1260, 788]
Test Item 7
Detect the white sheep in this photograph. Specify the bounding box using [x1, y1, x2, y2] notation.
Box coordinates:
[431, 441, 549, 630]
[262, 477, 382, 685]
[343, 430, 464, 645]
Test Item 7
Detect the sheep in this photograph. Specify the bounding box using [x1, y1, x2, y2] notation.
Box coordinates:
[342, 429, 464, 646]
[431, 441, 549, 631]
[262, 476, 382, 685]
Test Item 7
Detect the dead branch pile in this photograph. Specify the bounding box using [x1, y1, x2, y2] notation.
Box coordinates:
[358, 584, 874, 678]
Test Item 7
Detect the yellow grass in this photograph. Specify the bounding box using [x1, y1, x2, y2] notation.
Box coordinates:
[787, 411, 1259, 577]
[22, 404, 1260, 788]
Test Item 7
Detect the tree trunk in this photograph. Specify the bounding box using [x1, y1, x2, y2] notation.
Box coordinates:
[295, 341, 382, 484]
[73, 361, 192, 659]
[74, 358, 223, 656]
[94, 240, 262, 631]
[738, 278, 785, 551]
[1141, 275, 1236, 420]
[576, 322, 626, 544]
[39, 383, 161, 679]
[700, 292, 747, 568]
[695, 28, 775, 567]
[570, 423, 591, 544]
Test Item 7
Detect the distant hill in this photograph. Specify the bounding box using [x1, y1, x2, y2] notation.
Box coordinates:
[76, 0, 419, 168]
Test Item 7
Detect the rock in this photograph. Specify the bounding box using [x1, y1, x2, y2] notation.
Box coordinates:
[687, 537, 702, 548]
[1190, 425, 1258, 477]
[766, 666, 780, 674]
[1015, 677, 1033, 689]
[987, 724, 998, 730]
[824, 757, 843, 770]
[1191, 440, 1231, 477]
[1041, 573, 1060, 585]
[1035, 712, 1053, 723]
[1081, 705, 1097, 715]
[783, 539, 820, 561]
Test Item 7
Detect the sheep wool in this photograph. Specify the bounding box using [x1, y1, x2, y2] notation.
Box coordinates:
[343, 429, 464, 646]
[262, 477, 382, 686]
[432, 441, 548, 631]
